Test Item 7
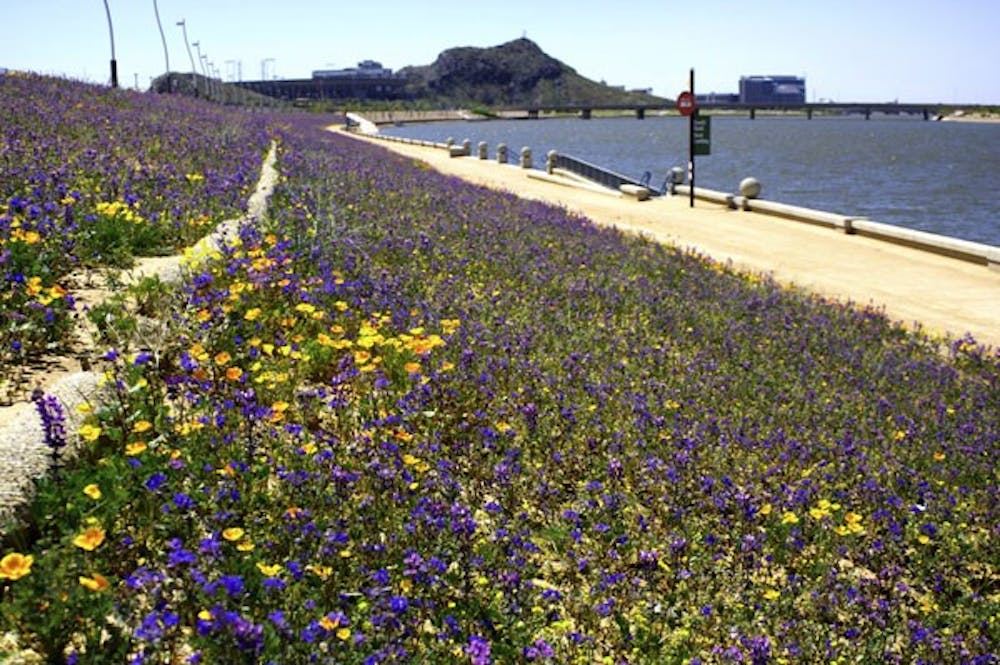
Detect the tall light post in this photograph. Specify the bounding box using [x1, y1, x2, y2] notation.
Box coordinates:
[177, 19, 199, 95]
[199, 53, 212, 99]
[152, 0, 170, 90]
[261, 58, 274, 81]
[192, 41, 207, 77]
[102, 0, 118, 87]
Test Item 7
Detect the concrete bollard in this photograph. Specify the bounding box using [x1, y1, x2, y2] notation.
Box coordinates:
[497, 143, 508, 164]
[462, 139, 472, 156]
[667, 167, 685, 195]
[478, 141, 488, 160]
[739, 177, 762, 199]
[446, 137, 455, 151]
[546, 150, 558, 175]
[520, 146, 532, 169]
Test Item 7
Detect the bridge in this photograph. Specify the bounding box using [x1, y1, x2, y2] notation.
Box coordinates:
[235, 75, 407, 102]
[502, 101, 976, 121]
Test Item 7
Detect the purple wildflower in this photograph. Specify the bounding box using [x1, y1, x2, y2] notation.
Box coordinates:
[32, 389, 67, 469]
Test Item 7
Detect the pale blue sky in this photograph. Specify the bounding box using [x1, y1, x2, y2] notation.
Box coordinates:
[3, 0, 998, 103]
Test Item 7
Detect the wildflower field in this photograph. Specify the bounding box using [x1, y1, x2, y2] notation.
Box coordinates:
[1, 74, 997, 664]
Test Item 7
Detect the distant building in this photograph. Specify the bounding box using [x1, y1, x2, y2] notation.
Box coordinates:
[739, 76, 806, 104]
[312, 60, 394, 79]
[238, 59, 406, 101]
[696, 92, 739, 104]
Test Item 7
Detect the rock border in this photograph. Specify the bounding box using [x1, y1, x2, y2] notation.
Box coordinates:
[0, 142, 279, 530]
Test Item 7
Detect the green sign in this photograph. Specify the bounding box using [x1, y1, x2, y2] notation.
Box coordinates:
[693, 116, 711, 155]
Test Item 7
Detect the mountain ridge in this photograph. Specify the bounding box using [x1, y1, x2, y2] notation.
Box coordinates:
[399, 38, 669, 108]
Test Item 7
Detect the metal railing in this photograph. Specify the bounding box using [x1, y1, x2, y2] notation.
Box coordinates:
[551, 153, 662, 195]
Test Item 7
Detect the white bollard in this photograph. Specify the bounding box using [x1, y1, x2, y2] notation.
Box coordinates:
[739, 177, 762, 199]
[546, 150, 557, 174]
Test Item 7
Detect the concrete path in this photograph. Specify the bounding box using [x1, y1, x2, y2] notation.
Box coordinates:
[339, 129, 1000, 349]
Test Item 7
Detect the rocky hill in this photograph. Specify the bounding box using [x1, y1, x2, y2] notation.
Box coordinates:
[399, 38, 667, 108]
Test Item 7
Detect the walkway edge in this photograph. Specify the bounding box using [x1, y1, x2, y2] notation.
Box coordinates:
[0, 142, 279, 531]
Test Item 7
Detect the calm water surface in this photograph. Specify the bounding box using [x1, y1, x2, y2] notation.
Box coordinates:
[382, 116, 1000, 246]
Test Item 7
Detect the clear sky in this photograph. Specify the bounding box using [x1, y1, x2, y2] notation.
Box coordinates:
[3, 0, 998, 104]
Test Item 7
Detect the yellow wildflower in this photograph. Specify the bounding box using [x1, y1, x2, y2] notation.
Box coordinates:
[78, 423, 102, 442]
[222, 527, 245, 542]
[307, 564, 332, 579]
[79, 572, 110, 592]
[780, 511, 799, 525]
[131, 420, 153, 434]
[125, 441, 148, 456]
[0, 552, 34, 580]
[256, 562, 282, 577]
[73, 526, 106, 551]
[83, 484, 102, 500]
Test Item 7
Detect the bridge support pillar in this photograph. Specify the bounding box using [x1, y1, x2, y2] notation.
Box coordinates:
[806, 107, 813, 119]
[750, 108, 756, 120]
[580, 108, 592, 120]
[864, 108, 871, 120]
[923, 108, 929, 121]
[636, 108, 645, 120]
[528, 109, 539, 120]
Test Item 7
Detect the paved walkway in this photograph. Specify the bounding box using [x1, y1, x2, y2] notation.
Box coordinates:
[339, 129, 1000, 349]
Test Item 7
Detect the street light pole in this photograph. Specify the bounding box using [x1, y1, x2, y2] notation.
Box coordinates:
[199, 53, 210, 99]
[102, 0, 118, 87]
[152, 0, 170, 90]
[261, 58, 274, 81]
[177, 19, 199, 95]
[192, 42, 206, 76]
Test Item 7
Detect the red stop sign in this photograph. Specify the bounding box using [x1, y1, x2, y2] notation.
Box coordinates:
[676, 91, 696, 116]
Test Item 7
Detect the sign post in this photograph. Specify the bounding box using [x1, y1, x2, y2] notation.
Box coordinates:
[693, 116, 711, 155]
[676, 70, 697, 207]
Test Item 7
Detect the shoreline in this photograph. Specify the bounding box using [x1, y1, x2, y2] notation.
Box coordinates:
[335, 124, 1000, 349]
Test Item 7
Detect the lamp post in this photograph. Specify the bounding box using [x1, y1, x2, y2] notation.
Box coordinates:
[102, 0, 118, 87]
[152, 0, 170, 90]
[177, 19, 199, 95]
[199, 53, 212, 99]
[261, 58, 274, 81]
[192, 42, 207, 77]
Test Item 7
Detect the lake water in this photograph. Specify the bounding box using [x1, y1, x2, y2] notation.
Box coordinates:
[381, 115, 1000, 247]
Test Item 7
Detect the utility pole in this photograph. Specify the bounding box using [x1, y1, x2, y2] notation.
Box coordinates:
[177, 19, 199, 96]
[102, 0, 118, 87]
[152, 0, 170, 90]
